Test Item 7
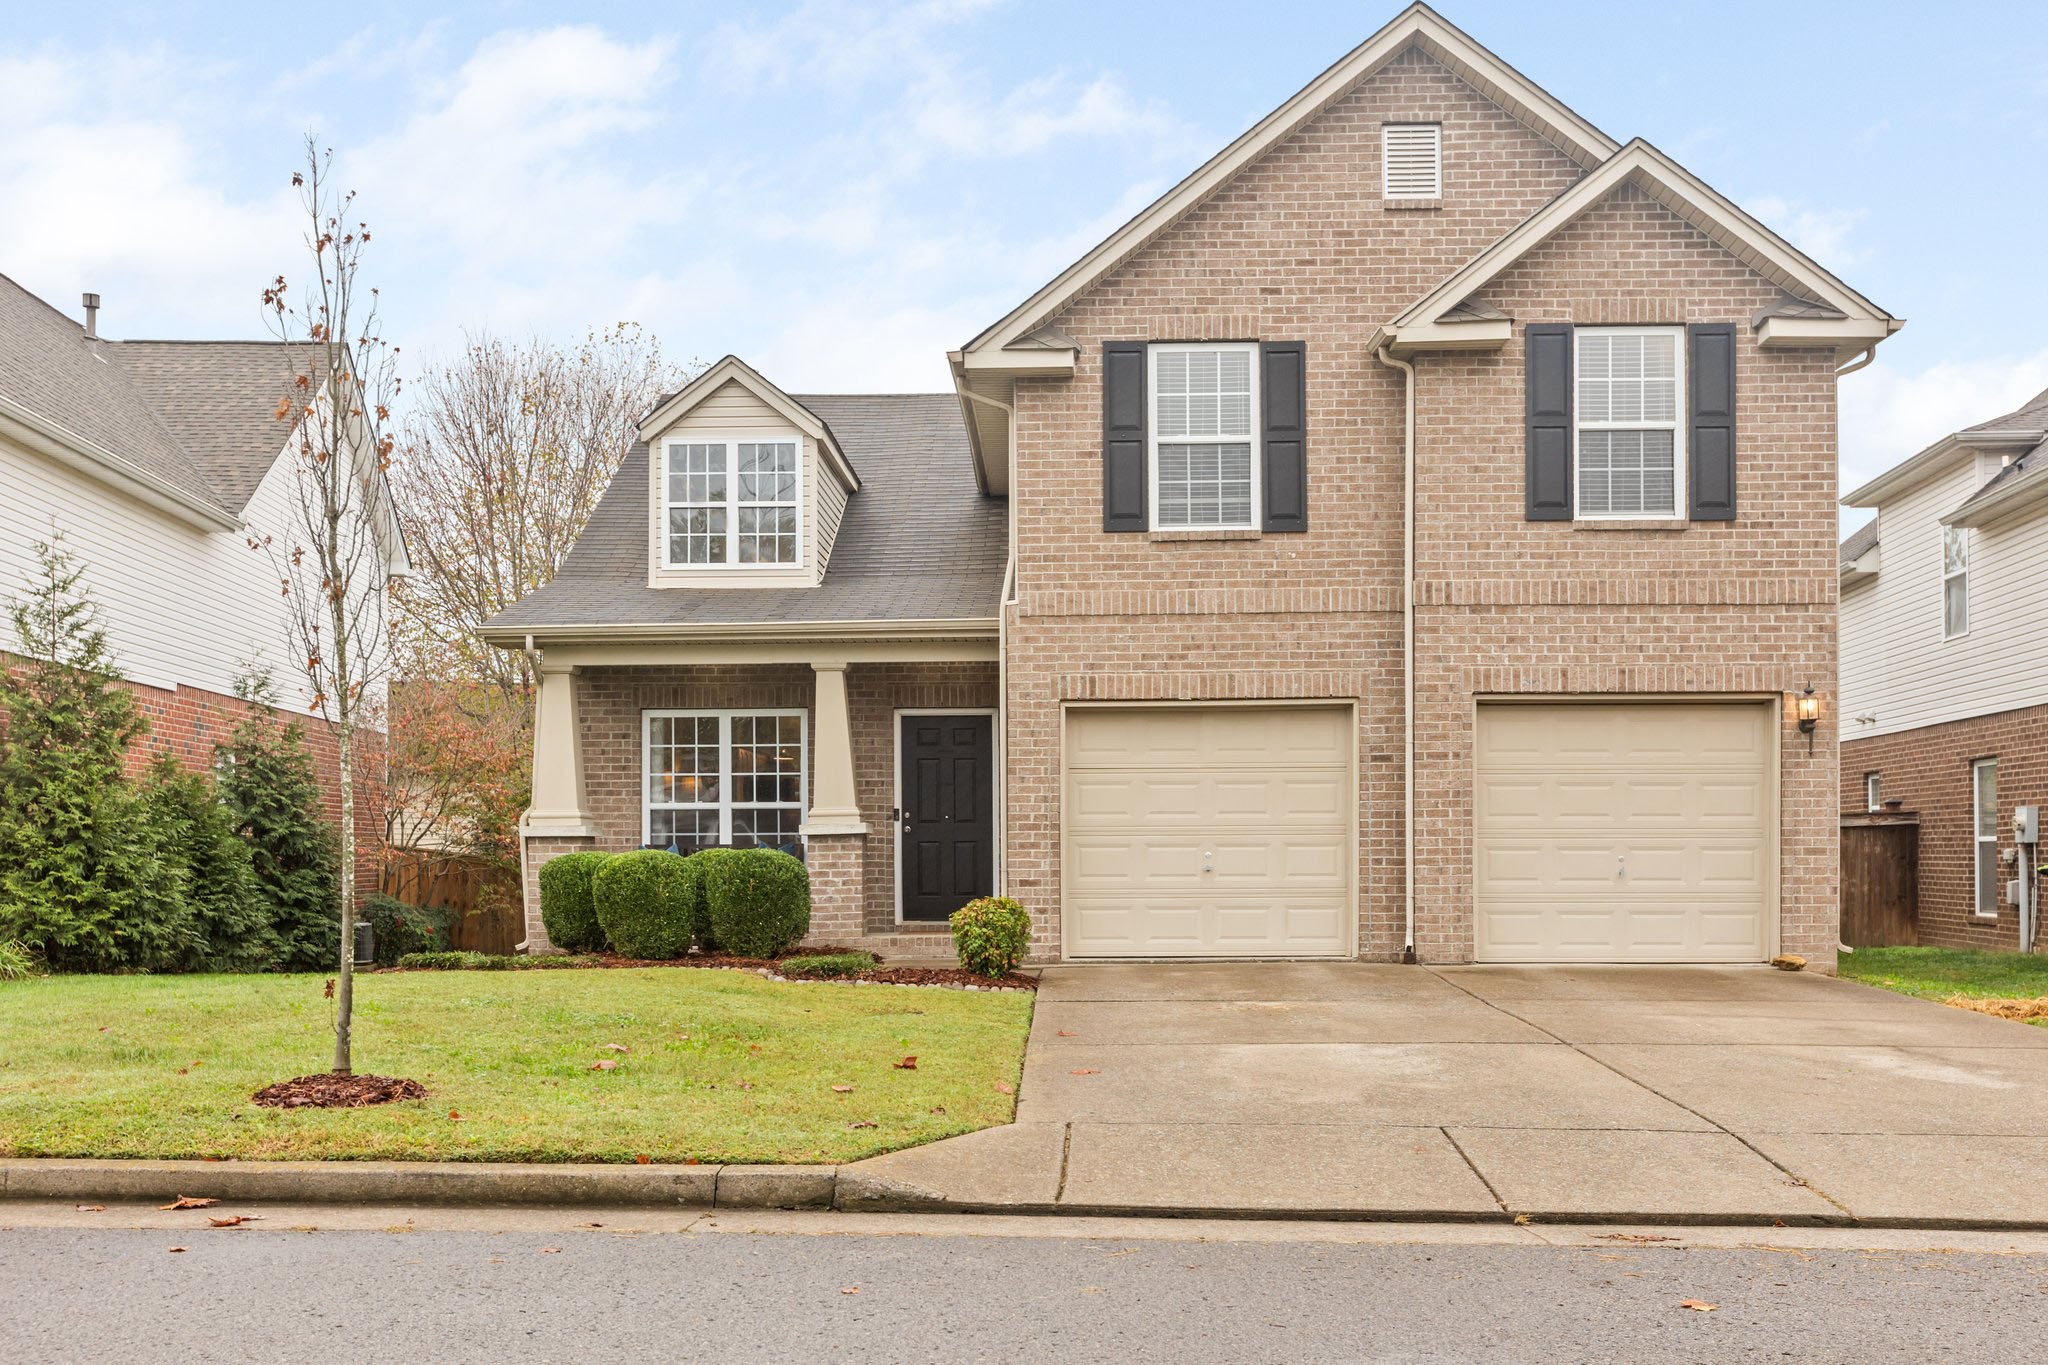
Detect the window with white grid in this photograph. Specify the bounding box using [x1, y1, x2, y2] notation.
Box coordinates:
[663, 437, 802, 568]
[1149, 343, 1258, 529]
[644, 710, 806, 853]
[1575, 327, 1684, 518]
[1382, 123, 1441, 199]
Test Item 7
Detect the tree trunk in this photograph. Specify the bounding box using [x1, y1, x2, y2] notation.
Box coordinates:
[332, 723, 356, 1077]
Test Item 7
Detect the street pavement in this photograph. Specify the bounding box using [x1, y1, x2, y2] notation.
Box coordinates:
[3, 1203, 2046, 1362]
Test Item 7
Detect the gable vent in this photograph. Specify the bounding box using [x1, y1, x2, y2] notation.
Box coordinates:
[1382, 123, 1441, 199]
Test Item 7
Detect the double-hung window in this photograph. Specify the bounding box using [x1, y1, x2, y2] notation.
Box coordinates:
[1865, 772, 1882, 811]
[1574, 327, 1683, 519]
[644, 710, 806, 853]
[1973, 757, 2000, 917]
[664, 438, 801, 567]
[1149, 343, 1259, 530]
[1943, 526, 1969, 638]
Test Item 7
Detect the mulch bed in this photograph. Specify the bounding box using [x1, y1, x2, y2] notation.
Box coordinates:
[860, 966, 1038, 990]
[251, 1073, 429, 1109]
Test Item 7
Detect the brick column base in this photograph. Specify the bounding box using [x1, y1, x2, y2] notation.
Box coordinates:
[522, 834, 599, 953]
[802, 834, 867, 945]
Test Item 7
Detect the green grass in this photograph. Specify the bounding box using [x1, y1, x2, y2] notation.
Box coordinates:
[1840, 946, 2048, 1003]
[0, 968, 1032, 1164]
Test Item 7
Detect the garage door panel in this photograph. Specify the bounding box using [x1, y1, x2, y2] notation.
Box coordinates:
[1064, 706, 1352, 958]
[1475, 702, 1771, 964]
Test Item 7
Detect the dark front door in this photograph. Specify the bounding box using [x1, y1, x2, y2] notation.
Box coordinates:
[898, 713, 995, 922]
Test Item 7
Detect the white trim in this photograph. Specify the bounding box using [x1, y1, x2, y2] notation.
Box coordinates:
[1572, 325, 1686, 522]
[1974, 756, 2000, 919]
[637, 354, 858, 491]
[892, 708, 1002, 926]
[1865, 771, 1882, 812]
[0, 394, 240, 532]
[641, 708, 809, 850]
[1146, 342, 1262, 532]
[1942, 524, 1970, 641]
[658, 433, 805, 572]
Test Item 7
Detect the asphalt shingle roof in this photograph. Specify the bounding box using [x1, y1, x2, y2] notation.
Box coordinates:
[484, 393, 1007, 632]
[1838, 517, 1879, 565]
[0, 273, 301, 516]
[1960, 384, 2048, 438]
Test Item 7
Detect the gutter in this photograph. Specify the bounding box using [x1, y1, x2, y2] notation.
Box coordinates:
[477, 616, 1001, 649]
[0, 394, 238, 532]
[1374, 344, 1419, 964]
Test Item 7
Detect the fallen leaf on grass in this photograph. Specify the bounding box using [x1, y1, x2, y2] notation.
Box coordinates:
[207, 1215, 262, 1227]
[1069, 1069, 1099, 1076]
[159, 1196, 218, 1211]
[591, 1059, 618, 1071]
[75, 1204, 105, 1213]
[633, 1154, 651, 1165]
[601, 1043, 631, 1053]
[929, 1106, 947, 1115]
[448, 1111, 464, 1121]
[831, 1084, 855, 1094]
[994, 1081, 1014, 1095]
[848, 1120, 878, 1130]
[1679, 1300, 1718, 1313]
[893, 1056, 917, 1070]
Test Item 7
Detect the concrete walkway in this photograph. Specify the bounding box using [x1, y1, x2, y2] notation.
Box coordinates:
[840, 962, 2048, 1226]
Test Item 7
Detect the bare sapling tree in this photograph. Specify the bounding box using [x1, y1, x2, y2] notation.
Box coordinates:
[257, 139, 402, 1078]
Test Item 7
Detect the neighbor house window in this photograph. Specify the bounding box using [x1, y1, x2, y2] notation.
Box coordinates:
[1381, 122, 1442, 199]
[663, 439, 800, 567]
[1974, 757, 1999, 917]
[1865, 773, 1881, 811]
[1943, 525, 1969, 638]
[1149, 343, 1258, 530]
[1575, 327, 1683, 519]
[644, 710, 806, 853]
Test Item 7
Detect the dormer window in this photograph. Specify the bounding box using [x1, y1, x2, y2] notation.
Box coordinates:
[664, 438, 801, 567]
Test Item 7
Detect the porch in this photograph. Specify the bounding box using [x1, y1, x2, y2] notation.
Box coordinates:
[519, 637, 999, 961]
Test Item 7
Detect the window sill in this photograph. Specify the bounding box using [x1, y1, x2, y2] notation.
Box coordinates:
[1571, 519, 1690, 533]
[1382, 197, 1442, 211]
[1147, 528, 1263, 543]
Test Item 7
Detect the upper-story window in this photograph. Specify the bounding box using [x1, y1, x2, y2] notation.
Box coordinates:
[664, 438, 801, 568]
[1575, 327, 1683, 519]
[1942, 525, 1969, 638]
[1381, 123, 1442, 199]
[1149, 343, 1259, 530]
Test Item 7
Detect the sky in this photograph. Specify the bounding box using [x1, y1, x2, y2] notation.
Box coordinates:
[2, 0, 2045, 528]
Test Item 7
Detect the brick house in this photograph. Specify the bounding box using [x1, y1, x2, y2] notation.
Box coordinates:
[0, 273, 404, 888]
[1839, 387, 2048, 949]
[488, 4, 1899, 968]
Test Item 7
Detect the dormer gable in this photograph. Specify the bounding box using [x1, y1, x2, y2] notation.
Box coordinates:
[637, 355, 861, 589]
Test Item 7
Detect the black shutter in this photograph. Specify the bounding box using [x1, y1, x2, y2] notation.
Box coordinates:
[1102, 341, 1147, 532]
[1261, 341, 1308, 533]
[1525, 324, 1573, 520]
[1688, 322, 1737, 521]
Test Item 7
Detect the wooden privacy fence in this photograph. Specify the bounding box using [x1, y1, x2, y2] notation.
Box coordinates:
[380, 853, 523, 955]
[1840, 815, 1919, 948]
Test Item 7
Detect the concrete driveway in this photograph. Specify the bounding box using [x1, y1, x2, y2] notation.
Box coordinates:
[842, 963, 2048, 1226]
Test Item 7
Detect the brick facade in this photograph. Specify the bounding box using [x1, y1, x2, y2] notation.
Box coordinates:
[1842, 706, 2048, 950]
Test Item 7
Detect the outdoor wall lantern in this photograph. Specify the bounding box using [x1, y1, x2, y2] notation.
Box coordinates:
[1796, 684, 1819, 754]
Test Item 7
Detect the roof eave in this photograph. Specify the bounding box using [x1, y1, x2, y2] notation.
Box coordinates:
[1944, 470, 2048, 529]
[637, 355, 861, 491]
[1843, 432, 2039, 507]
[477, 615, 1002, 649]
[0, 394, 237, 532]
[1382, 318, 1514, 355]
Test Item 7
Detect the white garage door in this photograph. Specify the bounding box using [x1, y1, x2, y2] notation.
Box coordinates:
[1063, 705, 1352, 958]
[1475, 701, 1774, 963]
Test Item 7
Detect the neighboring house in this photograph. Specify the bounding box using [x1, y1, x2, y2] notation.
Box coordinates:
[486, 4, 1898, 967]
[0, 273, 406, 886]
[1839, 386, 2048, 949]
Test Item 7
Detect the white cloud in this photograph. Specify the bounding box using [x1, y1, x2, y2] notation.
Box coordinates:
[1839, 347, 2048, 512]
[701, 0, 1001, 95]
[1750, 195, 1869, 268]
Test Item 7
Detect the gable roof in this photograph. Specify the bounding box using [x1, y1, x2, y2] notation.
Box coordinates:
[480, 394, 1005, 641]
[959, 3, 1619, 361]
[1844, 384, 2048, 509]
[639, 354, 860, 491]
[1839, 518, 1879, 565]
[0, 273, 304, 527]
[1380, 139, 1899, 352]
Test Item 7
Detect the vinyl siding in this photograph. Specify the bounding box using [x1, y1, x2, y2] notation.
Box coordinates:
[814, 470, 849, 576]
[1841, 457, 2048, 740]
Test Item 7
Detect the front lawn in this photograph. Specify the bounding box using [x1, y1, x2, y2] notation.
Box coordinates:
[0, 968, 1033, 1164]
[1841, 946, 2048, 1010]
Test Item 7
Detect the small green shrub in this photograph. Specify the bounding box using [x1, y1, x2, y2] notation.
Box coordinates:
[703, 848, 810, 959]
[593, 850, 696, 959]
[397, 950, 492, 970]
[950, 897, 1031, 978]
[538, 851, 613, 952]
[396, 950, 597, 971]
[777, 951, 876, 979]
[0, 940, 43, 981]
[362, 894, 456, 966]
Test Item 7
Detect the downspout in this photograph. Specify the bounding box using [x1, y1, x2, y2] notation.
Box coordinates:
[1835, 343, 1875, 959]
[1375, 344, 1418, 964]
[957, 378, 1019, 896]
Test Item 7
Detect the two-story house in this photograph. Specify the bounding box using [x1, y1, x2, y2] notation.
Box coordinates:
[486, 4, 1899, 968]
[1839, 386, 2048, 949]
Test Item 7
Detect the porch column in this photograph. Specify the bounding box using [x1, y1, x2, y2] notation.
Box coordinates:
[520, 659, 599, 953]
[802, 660, 868, 946]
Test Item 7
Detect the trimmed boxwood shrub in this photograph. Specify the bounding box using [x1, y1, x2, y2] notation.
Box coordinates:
[538, 850, 613, 952]
[703, 848, 810, 959]
[592, 850, 696, 959]
[362, 894, 456, 966]
[950, 896, 1031, 978]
